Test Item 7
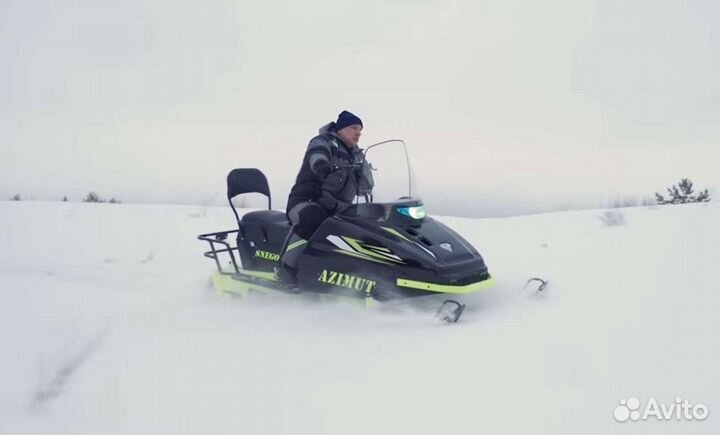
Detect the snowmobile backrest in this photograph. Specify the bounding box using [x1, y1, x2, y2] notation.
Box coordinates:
[226, 168, 272, 227]
[227, 168, 272, 206]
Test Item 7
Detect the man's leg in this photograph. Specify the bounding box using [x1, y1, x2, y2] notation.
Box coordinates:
[274, 202, 328, 288]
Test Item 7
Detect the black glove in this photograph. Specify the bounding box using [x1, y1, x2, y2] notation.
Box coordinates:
[315, 160, 333, 179]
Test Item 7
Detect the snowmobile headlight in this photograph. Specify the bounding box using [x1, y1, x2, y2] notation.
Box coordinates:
[396, 206, 426, 220]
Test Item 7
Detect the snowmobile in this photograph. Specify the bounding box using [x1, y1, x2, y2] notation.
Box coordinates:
[197, 140, 493, 322]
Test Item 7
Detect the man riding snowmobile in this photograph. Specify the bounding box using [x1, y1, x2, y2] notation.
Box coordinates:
[274, 110, 374, 288]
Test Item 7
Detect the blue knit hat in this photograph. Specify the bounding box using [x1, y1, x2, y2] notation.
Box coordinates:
[335, 110, 363, 131]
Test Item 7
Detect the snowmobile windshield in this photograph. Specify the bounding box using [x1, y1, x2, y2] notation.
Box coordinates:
[360, 139, 417, 204]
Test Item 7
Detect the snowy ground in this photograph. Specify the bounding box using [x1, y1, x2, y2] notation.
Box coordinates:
[0, 200, 718, 434]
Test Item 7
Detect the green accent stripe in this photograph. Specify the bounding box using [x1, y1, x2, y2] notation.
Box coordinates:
[212, 271, 243, 296]
[342, 236, 404, 264]
[287, 239, 307, 251]
[240, 270, 277, 281]
[396, 275, 495, 294]
[381, 226, 411, 242]
[210, 270, 373, 306]
[212, 271, 255, 295]
[333, 249, 396, 265]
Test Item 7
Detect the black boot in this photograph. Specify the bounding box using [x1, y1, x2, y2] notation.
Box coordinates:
[274, 230, 307, 290]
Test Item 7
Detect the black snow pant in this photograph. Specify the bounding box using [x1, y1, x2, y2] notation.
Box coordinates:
[277, 202, 329, 272]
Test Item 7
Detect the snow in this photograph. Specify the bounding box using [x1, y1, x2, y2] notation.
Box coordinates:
[1, 200, 718, 434]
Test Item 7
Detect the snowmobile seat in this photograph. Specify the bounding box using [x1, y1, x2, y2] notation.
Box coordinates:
[241, 210, 290, 244]
[225, 168, 291, 271]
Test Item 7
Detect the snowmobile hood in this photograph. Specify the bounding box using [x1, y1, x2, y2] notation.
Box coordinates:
[337, 199, 488, 273]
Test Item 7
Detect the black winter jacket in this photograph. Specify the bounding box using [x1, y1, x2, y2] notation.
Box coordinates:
[287, 123, 373, 214]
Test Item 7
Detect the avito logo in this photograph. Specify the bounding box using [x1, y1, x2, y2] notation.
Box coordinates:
[614, 397, 709, 422]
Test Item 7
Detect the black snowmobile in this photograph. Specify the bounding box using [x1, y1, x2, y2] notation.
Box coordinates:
[198, 140, 493, 322]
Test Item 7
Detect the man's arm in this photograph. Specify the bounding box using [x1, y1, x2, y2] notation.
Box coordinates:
[307, 137, 333, 179]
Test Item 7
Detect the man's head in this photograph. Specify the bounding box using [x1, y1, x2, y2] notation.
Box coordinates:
[334, 110, 363, 147]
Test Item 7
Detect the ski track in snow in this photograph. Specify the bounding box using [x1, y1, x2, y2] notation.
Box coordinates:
[31, 328, 108, 407]
[0, 201, 718, 434]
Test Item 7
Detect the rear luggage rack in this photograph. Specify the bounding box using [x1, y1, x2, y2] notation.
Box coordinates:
[199, 168, 276, 276]
[198, 229, 241, 274]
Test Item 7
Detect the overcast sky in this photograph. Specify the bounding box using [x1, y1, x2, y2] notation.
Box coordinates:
[2, 0, 719, 217]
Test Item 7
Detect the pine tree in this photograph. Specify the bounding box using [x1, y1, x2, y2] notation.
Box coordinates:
[83, 192, 104, 203]
[655, 178, 711, 204]
[10, 194, 21, 201]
